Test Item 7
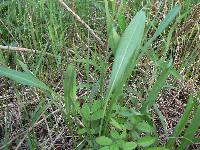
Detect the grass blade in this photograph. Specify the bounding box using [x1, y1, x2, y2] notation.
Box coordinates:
[153, 5, 181, 39]
[141, 67, 170, 113]
[116, 1, 126, 33]
[63, 64, 77, 147]
[139, 5, 181, 59]
[166, 96, 195, 149]
[0, 66, 49, 91]
[104, 0, 120, 54]
[63, 64, 77, 113]
[177, 106, 200, 150]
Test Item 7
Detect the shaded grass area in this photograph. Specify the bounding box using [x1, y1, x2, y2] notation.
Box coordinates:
[0, 0, 199, 149]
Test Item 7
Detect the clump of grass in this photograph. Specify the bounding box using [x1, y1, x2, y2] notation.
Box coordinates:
[0, 0, 199, 149]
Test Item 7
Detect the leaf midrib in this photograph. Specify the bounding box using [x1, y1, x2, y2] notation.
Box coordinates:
[0, 69, 47, 90]
[108, 17, 140, 97]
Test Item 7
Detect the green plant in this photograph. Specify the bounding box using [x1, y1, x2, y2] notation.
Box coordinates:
[0, 1, 199, 149]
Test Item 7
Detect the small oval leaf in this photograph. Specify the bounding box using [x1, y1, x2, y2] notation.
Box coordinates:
[96, 136, 113, 146]
[137, 136, 156, 147]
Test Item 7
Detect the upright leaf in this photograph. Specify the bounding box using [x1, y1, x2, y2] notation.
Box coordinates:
[153, 5, 181, 39]
[139, 5, 181, 59]
[100, 10, 146, 135]
[141, 67, 170, 113]
[108, 10, 146, 96]
[177, 106, 200, 150]
[104, 0, 120, 54]
[108, 27, 120, 55]
[166, 96, 195, 148]
[116, 1, 127, 33]
[0, 66, 49, 91]
[63, 64, 76, 113]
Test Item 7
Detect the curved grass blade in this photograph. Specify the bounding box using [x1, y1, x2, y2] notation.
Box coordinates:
[140, 67, 170, 113]
[177, 106, 200, 150]
[153, 5, 181, 39]
[138, 5, 181, 59]
[99, 10, 146, 135]
[166, 96, 195, 149]
[0, 66, 50, 91]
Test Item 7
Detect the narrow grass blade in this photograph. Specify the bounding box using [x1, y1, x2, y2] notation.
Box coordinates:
[154, 104, 168, 134]
[104, 0, 120, 54]
[141, 67, 170, 113]
[104, 0, 112, 34]
[63, 64, 77, 146]
[116, 1, 126, 33]
[17, 59, 32, 74]
[139, 5, 181, 59]
[177, 106, 200, 150]
[108, 27, 120, 55]
[153, 5, 181, 39]
[63, 64, 76, 113]
[0, 66, 49, 91]
[166, 96, 195, 148]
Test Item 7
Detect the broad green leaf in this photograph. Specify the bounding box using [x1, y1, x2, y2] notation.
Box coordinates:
[100, 146, 110, 150]
[96, 136, 113, 146]
[136, 121, 154, 133]
[91, 110, 103, 120]
[131, 130, 140, 140]
[129, 115, 143, 125]
[64, 64, 76, 113]
[110, 130, 120, 139]
[110, 144, 119, 150]
[0, 66, 49, 91]
[122, 142, 137, 150]
[108, 27, 120, 54]
[116, 139, 125, 148]
[116, 1, 126, 33]
[91, 101, 102, 113]
[120, 130, 127, 139]
[137, 136, 156, 147]
[147, 147, 169, 150]
[166, 96, 195, 148]
[104, 0, 120, 54]
[110, 118, 124, 130]
[108, 10, 146, 94]
[177, 106, 200, 150]
[100, 11, 146, 134]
